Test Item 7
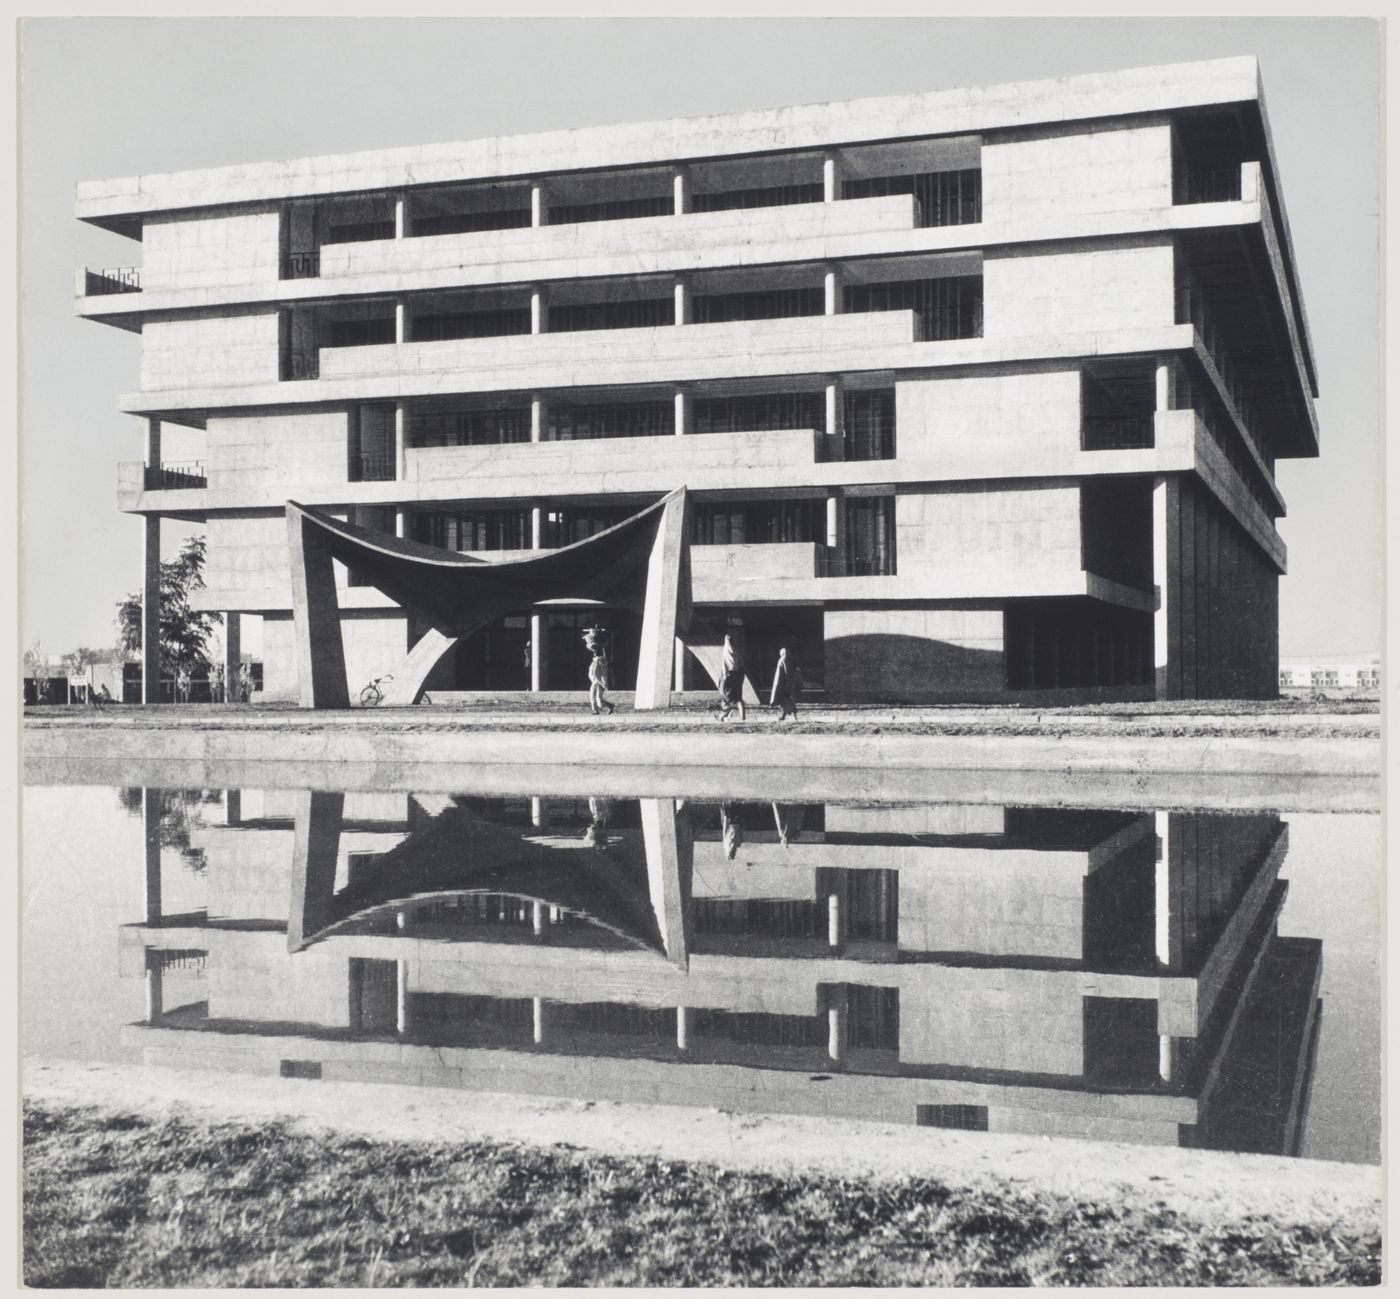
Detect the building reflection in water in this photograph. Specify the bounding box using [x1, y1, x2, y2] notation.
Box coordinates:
[121, 789, 1322, 1157]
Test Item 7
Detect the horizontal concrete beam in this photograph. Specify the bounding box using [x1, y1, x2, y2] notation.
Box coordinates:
[75, 57, 1263, 222]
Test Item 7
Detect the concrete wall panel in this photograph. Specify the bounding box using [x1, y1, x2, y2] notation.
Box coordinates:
[143, 208, 282, 292]
[207, 411, 352, 495]
[825, 607, 1005, 702]
[896, 370, 1082, 463]
[141, 312, 281, 389]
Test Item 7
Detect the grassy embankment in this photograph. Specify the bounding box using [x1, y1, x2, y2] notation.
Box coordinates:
[24, 1101, 1379, 1288]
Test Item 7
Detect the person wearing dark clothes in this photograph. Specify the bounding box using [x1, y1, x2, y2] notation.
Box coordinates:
[715, 633, 747, 722]
[769, 646, 803, 721]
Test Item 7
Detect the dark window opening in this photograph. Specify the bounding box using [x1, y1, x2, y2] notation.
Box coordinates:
[817, 868, 899, 942]
[1005, 598, 1153, 691]
[691, 499, 824, 546]
[693, 391, 824, 435]
[844, 389, 896, 460]
[412, 309, 531, 342]
[1173, 112, 1250, 205]
[548, 298, 674, 333]
[411, 406, 531, 448]
[844, 169, 982, 227]
[693, 1008, 827, 1049]
[1083, 996, 1161, 1088]
[548, 195, 673, 225]
[1082, 834, 1159, 974]
[1082, 364, 1156, 450]
[1081, 477, 1154, 589]
[348, 958, 398, 1034]
[413, 508, 532, 552]
[844, 496, 897, 576]
[449, 616, 530, 690]
[547, 400, 673, 441]
[328, 317, 395, 349]
[692, 182, 824, 213]
[845, 276, 982, 340]
[693, 287, 824, 324]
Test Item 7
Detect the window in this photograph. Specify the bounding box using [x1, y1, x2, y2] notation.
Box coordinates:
[693, 287, 824, 324]
[548, 195, 672, 225]
[413, 509, 532, 552]
[844, 389, 896, 460]
[691, 500, 824, 546]
[916, 1104, 988, 1131]
[693, 391, 824, 435]
[412, 308, 530, 341]
[845, 276, 983, 341]
[547, 400, 673, 441]
[411, 406, 531, 448]
[693, 182, 823, 213]
[844, 169, 982, 227]
[844, 496, 897, 576]
[548, 299, 673, 333]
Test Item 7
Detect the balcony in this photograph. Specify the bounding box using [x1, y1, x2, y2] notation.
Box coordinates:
[81, 266, 141, 296]
[1082, 416, 1154, 451]
[1178, 167, 1243, 205]
[144, 460, 207, 490]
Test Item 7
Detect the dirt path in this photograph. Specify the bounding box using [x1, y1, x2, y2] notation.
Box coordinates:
[26, 1058, 1380, 1229]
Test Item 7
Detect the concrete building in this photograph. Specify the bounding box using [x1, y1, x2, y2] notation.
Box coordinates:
[77, 56, 1317, 704]
[121, 788, 1321, 1154]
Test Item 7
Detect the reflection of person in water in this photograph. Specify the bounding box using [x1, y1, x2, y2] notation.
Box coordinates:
[771, 802, 807, 847]
[720, 802, 744, 861]
[583, 795, 613, 851]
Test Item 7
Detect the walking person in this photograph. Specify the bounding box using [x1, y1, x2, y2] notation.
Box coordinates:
[770, 646, 804, 721]
[583, 627, 615, 715]
[714, 633, 746, 722]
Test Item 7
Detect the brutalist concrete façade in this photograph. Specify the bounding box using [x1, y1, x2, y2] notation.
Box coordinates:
[77, 56, 1317, 706]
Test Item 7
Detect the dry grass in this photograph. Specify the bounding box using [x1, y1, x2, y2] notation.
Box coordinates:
[24, 1101, 1380, 1288]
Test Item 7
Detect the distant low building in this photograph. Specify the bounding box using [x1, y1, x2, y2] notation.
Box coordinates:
[1278, 657, 1379, 692]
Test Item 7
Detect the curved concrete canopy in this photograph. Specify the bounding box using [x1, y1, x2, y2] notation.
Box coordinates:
[287, 489, 697, 708]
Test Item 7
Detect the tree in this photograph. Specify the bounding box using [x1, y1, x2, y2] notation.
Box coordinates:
[117, 536, 223, 677]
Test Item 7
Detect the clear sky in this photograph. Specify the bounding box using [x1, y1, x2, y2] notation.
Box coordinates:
[19, 16, 1382, 662]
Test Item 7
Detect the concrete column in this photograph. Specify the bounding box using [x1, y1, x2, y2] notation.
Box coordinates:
[826, 491, 846, 575]
[144, 787, 162, 923]
[532, 997, 547, 1046]
[530, 286, 546, 335]
[822, 152, 844, 202]
[671, 166, 690, 216]
[530, 502, 545, 549]
[144, 958, 164, 1024]
[394, 509, 407, 540]
[141, 514, 161, 704]
[144, 417, 162, 468]
[1152, 476, 1180, 700]
[673, 387, 690, 436]
[673, 276, 690, 326]
[1155, 360, 1172, 412]
[676, 1006, 691, 1053]
[1154, 810, 1180, 969]
[532, 901, 546, 937]
[1158, 1034, 1178, 1084]
[395, 402, 408, 481]
[393, 191, 408, 239]
[825, 378, 845, 438]
[396, 907, 410, 931]
[827, 987, 849, 1063]
[394, 297, 407, 345]
[530, 395, 546, 443]
[827, 889, 845, 948]
[530, 797, 548, 829]
[530, 613, 546, 693]
[223, 613, 241, 705]
[224, 789, 241, 826]
[396, 960, 411, 1035]
[673, 638, 686, 692]
[824, 265, 844, 316]
[530, 181, 547, 227]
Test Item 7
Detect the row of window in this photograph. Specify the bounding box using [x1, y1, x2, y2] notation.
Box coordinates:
[279, 168, 984, 279]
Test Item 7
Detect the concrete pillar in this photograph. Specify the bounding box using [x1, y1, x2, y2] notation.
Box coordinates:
[1152, 476, 1180, 700]
[394, 509, 407, 540]
[673, 387, 690, 435]
[224, 789, 241, 826]
[1154, 810, 1180, 969]
[530, 613, 546, 692]
[144, 417, 162, 468]
[825, 378, 845, 438]
[673, 276, 690, 326]
[1155, 360, 1171, 412]
[396, 960, 411, 1035]
[396, 907, 409, 931]
[1158, 1034, 1178, 1084]
[672, 166, 690, 216]
[223, 612, 241, 705]
[827, 987, 849, 1063]
[824, 265, 844, 316]
[144, 787, 162, 923]
[394, 297, 407, 345]
[530, 182, 547, 227]
[530, 395, 546, 443]
[532, 996, 547, 1046]
[144, 959, 164, 1023]
[395, 402, 408, 481]
[674, 638, 686, 692]
[530, 797, 548, 829]
[530, 502, 545, 549]
[532, 901, 546, 937]
[141, 515, 161, 704]
[827, 890, 844, 948]
[826, 491, 846, 575]
[393, 191, 408, 239]
[530, 286, 546, 335]
[822, 152, 844, 203]
[676, 1005, 691, 1053]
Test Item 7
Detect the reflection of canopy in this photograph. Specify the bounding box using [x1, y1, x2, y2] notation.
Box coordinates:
[288, 792, 691, 968]
[286, 489, 696, 707]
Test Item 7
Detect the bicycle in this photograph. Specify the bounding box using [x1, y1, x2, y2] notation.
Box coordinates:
[359, 673, 432, 707]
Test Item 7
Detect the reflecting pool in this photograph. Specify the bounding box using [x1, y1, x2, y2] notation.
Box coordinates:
[23, 778, 1380, 1164]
